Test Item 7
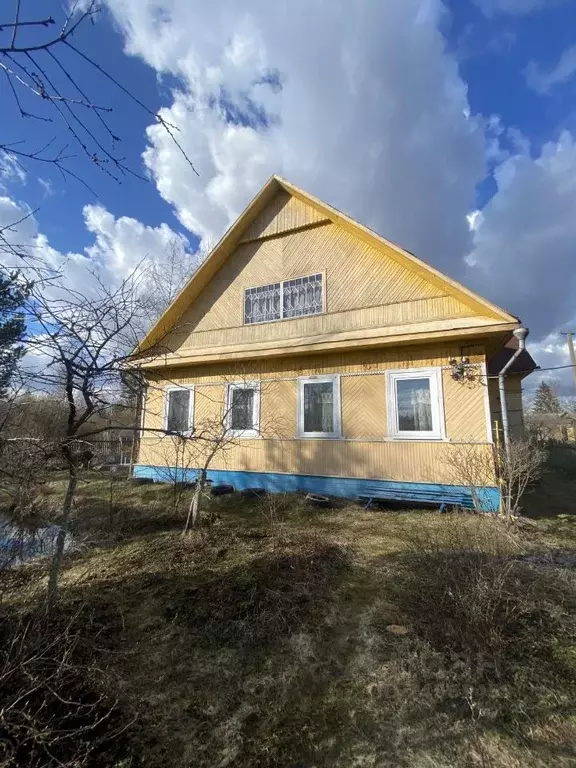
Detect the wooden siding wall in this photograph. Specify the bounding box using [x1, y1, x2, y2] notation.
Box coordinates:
[139, 344, 495, 486]
[238, 190, 330, 241]
[163, 202, 479, 353]
[488, 375, 525, 441]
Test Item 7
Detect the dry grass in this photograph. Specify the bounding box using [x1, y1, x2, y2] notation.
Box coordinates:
[1, 469, 575, 767]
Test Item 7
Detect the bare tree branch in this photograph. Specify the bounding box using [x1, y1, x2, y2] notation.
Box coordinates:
[1, 0, 198, 184]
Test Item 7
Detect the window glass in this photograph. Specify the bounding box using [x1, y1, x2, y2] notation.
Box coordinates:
[395, 378, 433, 432]
[244, 283, 281, 324]
[230, 387, 256, 431]
[283, 274, 323, 319]
[166, 389, 190, 433]
[244, 274, 323, 324]
[303, 381, 334, 433]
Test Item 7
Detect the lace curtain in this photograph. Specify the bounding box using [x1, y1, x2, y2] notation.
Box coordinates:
[396, 379, 432, 432]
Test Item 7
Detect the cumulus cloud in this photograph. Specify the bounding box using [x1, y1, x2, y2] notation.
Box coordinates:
[97, 0, 576, 388]
[528, 332, 576, 398]
[466, 131, 576, 389]
[525, 45, 576, 94]
[6, 0, 570, 392]
[105, 0, 486, 274]
[0, 195, 191, 296]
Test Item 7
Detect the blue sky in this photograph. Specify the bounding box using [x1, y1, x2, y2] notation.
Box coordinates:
[2, 0, 576, 393]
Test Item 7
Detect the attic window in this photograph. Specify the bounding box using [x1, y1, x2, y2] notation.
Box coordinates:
[244, 274, 323, 324]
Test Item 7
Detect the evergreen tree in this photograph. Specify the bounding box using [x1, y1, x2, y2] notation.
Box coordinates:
[0, 271, 30, 398]
[532, 380, 562, 414]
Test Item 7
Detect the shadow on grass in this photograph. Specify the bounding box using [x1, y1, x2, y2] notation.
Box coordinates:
[44, 526, 576, 768]
[384, 547, 576, 753]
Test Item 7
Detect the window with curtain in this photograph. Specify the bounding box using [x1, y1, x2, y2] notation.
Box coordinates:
[298, 376, 341, 437]
[227, 383, 260, 436]
[244, 274, 323, 324]
[165, 388, 192, 433]
[388, 369, 443, 439]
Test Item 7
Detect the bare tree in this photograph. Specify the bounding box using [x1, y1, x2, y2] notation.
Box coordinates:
[143, 376, 284, 534]
[17, 270, 150, 608]
[153, 432, 201, 515]
[141, 238, 200, 321]
[0, 1, 197, 188]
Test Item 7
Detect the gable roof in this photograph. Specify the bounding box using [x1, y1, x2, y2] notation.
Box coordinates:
[135, 175, 518, 356]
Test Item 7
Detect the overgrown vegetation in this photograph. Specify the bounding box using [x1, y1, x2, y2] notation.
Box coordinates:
[1, 458, 575, 768]
[0, 605, 140, 767]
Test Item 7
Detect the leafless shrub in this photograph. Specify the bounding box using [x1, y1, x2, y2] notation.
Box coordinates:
[447, 438, 547, 517]
[498, 437, 547, 517]
[144, 375, 286, 535]
[0, 604, 139, 767]
[0, 437, 54, 529]
[386, 526, 576, 732]
[258, 491, 291, 542]
[153, 434, 199, 515]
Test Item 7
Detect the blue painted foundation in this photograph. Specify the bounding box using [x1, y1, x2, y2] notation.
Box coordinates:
[132, 465, 500, 513]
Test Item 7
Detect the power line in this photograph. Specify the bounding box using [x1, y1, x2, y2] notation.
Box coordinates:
[486, 362, 576, 379]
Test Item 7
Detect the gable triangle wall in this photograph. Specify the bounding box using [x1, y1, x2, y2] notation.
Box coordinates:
[238, 190, 330, 243]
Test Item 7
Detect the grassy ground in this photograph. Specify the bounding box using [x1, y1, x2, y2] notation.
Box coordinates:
[2, 450, 576, 767]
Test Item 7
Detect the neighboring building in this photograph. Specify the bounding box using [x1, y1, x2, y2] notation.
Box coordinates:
[132, 176, 536, 510]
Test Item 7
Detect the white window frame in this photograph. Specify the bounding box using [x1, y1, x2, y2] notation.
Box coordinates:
[297, 375, 342, 439]
[387, 368, 445, 441]
[164, 385, 195, 436]
[226, 381, 261, 438]
[243, 272, 325, 325]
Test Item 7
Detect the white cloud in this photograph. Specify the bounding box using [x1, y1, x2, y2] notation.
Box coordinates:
[98, 0, 576, 384]
[467, 210, 483, 231]
[82, 204, 190, 281]
[0, 155, 26, 190]
[38, 178, 54, 197]
[105, 0, 486, 274]
[3, 0, 573, 395]
[525, 45, 576, 94]
[474, 0, 565, 16]
[0, 195, 191, 298]
[467, 131, 576, 359]
[526, 332, 575, 397]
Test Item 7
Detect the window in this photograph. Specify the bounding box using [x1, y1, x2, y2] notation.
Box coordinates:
[244, 283, 281, 324]
[282, 275, 323, 319]
[244, 273, 323, 324]
[226, 382, 260, 437]
[164, 387, 194, 434]
[387, 369, 444, 440]
[297, 376, 341, 438]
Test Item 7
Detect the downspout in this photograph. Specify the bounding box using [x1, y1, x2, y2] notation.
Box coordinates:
[498, 326, 529, 453]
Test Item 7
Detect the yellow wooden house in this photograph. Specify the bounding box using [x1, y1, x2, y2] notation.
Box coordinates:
[132, 176, 535, 510]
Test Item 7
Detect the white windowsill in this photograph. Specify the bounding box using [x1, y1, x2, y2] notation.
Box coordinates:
[389, 434, 445, 441]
